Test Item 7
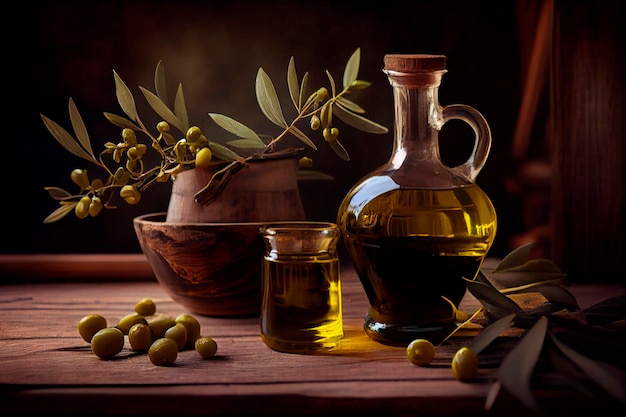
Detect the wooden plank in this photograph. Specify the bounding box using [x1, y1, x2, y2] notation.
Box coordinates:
[1, 268, 625, 416]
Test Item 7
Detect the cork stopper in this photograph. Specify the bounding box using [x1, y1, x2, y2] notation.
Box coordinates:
[384, 54, 447, 73]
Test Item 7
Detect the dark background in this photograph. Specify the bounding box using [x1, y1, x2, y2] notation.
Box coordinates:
[7, 0, 529, 257]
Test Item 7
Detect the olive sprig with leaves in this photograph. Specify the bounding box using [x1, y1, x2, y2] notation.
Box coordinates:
[41, 48, 388, 223]
[443, 243, 626, 414]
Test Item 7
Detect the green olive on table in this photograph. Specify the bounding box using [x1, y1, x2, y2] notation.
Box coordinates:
[451, 346, 478, 381]
[195, 337, 218, 359]
[406, 339, 436, 366]
[116, 312, 147, 335]
[77, 314, 107, 343]
[91, 327, 124, 359]
[147, 314, 177, 339]
[134, 298, 156, 316]
[128, 323, 153, 352]
[175, 314, 202, 350]
[164, 322, 187, 351]
[149, 338, 178, 366]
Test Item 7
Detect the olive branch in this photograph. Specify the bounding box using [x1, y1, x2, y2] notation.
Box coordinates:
[41, 48, 388, 222]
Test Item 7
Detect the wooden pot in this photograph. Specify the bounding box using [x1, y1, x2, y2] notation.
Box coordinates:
[134, 150, 307, 317]
[166, 151, 306, 223]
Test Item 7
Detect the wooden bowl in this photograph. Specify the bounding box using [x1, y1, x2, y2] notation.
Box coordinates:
[133, 212, 265, 317]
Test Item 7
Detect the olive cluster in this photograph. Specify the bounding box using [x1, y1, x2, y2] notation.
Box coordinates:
[50, 122, 213, 223]
[406, 338, 478, 382]
[77, 298, 217, 366]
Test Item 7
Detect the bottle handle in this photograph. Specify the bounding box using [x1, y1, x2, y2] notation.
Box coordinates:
[441, 104, 492, 181]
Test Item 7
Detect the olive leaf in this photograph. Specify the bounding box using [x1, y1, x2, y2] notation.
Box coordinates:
[288, 125, 317, 150]
[208, 113, 265, 145]
[583, 295, 626, 325]
[226, 139, 266, 150]
[256, 68, 288, 128]
[469, 313, 515, 354]
[113, 70, 139, 123]
[465, 278, 522, 319]
[140, 87, 185, 134]
[287, 56, 300, 110]
[508, 284, 578, 307]
[343, 48, 360, 89]
[174, 84, 189, 132]
[299, 72, 310, 111]
[492, 241, 535, 272]
[494, 316, 548, 412]
[43, 201, 78, 224]
[44, 186, 73, 201]
[207, 141, 241, 162]
[103, 112, 140, 130]
[487, 259, 566, 290]
[40, 111, 98, 164]
[337, 97, 365, 114]
[549, 331, 626, 404]
[333, 102, 389, 134]
[154, 60, 168, 106]
[68, 98, 95, 160]
[328, 138, 350, 161]
[551, 323, 626, 368]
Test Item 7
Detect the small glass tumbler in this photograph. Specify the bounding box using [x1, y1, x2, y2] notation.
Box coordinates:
[259, 221, 343, 353]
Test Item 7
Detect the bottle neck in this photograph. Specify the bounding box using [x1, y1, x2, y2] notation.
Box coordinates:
[387, 71, 445, 170]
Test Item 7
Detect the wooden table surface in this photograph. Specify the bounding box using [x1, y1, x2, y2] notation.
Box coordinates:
[0, 254, 624, 416]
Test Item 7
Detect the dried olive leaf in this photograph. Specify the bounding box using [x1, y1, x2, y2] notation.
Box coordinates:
[287, 56, 300, 110]
[549, 331, 626, 404]
[497, 316, 548, 412]
[333, 102, 389, 134]
[469, 313, 515, 354]
[209, 113, 264, 144]
[174, 84, 189, 132]
[343, 48, 360, 89]
[256, 68, 288, 128]
[492, 241, 534, 273]
[68, 98, 95, 160]
[194, 160, 246, 205]
[113, 70, 138, 123]
[154, 60, 168, 105]
[103, 112, 140, 130]
[40, 113, 96, 163]
[140, 87, 184, 134]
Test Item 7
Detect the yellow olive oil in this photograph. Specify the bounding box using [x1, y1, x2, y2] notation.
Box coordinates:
[260, 255, 343, 353]
[339, 184, 497, 345]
